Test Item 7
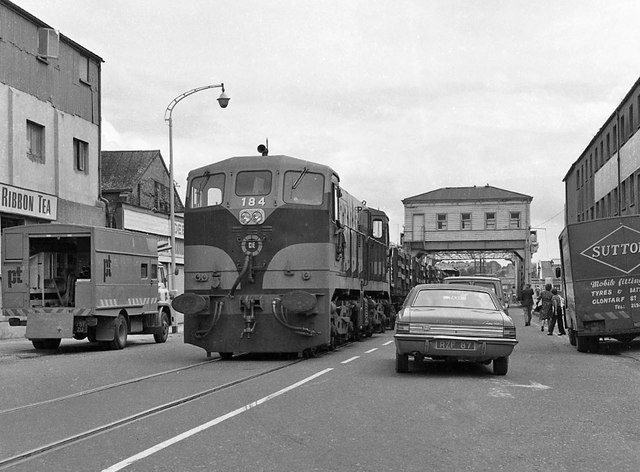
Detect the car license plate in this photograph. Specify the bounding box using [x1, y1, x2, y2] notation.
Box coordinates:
[75, 319, 87, 333]
[435, 340, 475, 351]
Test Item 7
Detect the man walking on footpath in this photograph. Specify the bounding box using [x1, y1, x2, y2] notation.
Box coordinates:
[521, 283, 534, 326]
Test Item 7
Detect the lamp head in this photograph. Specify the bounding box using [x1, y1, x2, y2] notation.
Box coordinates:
[217, 91, 230, 108]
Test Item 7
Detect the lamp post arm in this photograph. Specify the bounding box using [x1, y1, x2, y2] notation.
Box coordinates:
[164, 83, 225, 122]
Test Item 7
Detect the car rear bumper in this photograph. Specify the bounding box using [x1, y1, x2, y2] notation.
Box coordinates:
[394, 334, 517, 360]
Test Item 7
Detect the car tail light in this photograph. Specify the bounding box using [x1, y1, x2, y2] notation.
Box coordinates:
[503, 325, 517, 338]
[396, 322, 410, 334]
[409, 323, 430, 334]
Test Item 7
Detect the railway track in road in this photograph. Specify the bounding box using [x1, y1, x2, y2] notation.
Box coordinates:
[0, 353, 308, 470]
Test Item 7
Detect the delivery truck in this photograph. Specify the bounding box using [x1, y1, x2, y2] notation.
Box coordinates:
[2, 224, 174, 350]
[559, 215, 640, 352]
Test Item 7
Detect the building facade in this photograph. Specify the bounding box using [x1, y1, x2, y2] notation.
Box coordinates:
[101, 150, 185, 293]
[402, 185, 537, 292]
[0, 0, 105, 231]
[564, 76, 640, 223]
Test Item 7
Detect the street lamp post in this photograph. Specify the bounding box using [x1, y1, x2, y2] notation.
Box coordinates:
[164, 83, 229, 294]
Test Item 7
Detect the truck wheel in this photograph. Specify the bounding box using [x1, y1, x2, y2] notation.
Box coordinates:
[493, 357, 509, 375]
[396, 352, 409, 373]
[576, 335, 589, 352]
[154, 312, 170, 343]
[32, 338, 61, 350]
[568, 328, 577, 346]
[109, 315, 128, 350]
[587, 336, 600, 353]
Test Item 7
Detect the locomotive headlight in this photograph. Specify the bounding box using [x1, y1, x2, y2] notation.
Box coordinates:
[239, 209, 265, 225]
[252, 210, 264, 224]
[239, 210, 252, 224]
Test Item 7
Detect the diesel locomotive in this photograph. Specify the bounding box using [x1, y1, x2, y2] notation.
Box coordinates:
[173, 151, 433, 358]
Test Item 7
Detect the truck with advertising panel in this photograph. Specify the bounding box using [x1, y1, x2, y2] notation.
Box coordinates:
[559, 216, 640, 352]
[2, 224, 174, 350]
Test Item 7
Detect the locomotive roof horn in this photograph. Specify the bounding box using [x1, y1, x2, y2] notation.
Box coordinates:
[257, 143, 269, 156]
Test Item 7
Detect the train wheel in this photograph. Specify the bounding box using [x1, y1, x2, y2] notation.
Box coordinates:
[154, 312, 170, 343]
[303, 347, 318, 358]
[396, 352, 409, 373]
[219, 352, 233, 360]
[32, 338, 61, 350]
[109, 314, 128, 350]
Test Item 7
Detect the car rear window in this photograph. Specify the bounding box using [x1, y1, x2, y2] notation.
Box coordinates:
[412, 289, 497, 310]
[473, 282, 498, 294]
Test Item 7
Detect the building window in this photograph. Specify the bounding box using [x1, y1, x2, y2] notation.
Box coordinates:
[79, 56, 90, 83]
[461, 213, 471, 230]
[630, 105, 634, 134]
[73, 138, 88, 172]
[576, 169, 580, 190]
[485, 212, 496, 230]
[620, 117, 625, 143]
[509, 211, 521, 229]
[621, 180, 627, 210]
[141, 263, 148, 279]
[631, 174, 636, 207]
[26, 120, 45, 163]
[600, 142, 604, 165]
[154, 181, 169, 213]
[607, 132, 611, 158]
[436, 213, 447, 230]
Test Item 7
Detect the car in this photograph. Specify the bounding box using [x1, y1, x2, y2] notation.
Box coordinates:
[394, 284, 518, 375]
[443, 275, 510, 315]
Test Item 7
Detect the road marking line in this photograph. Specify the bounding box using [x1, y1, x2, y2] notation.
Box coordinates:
[341, 356, 360, 364]
[102, 368, 334, 472]
[365, 348, 378, 353]
[382, 340, 393, 346]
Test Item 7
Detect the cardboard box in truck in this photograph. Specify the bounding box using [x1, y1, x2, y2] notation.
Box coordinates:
[559, 216, 640, 352]
[2, 224, 173, 350]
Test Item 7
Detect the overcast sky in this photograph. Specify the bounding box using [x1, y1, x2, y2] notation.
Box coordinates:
[15, 0, 640, 262]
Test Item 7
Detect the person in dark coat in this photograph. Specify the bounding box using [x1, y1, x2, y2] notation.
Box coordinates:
[521, 284, 534, 326]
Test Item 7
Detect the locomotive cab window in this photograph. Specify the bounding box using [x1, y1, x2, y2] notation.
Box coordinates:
[372, 219, 384, 238]
[283, 170, 324, 205]
[236, 171, 272, 196]
[189, 173, 225, 208]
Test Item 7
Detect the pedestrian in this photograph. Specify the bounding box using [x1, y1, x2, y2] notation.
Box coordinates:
[548, 288, 567, 336]
[539, 283, 554, 332]
[521, 283, 534, 326]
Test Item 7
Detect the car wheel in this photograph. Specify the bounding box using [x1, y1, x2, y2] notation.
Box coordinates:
[396, 352, 409, 373]
[32, 338, 61, 350]
[493, 357, 509, 375]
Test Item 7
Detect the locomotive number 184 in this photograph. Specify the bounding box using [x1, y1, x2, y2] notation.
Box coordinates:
[241, 197, 266, 206]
